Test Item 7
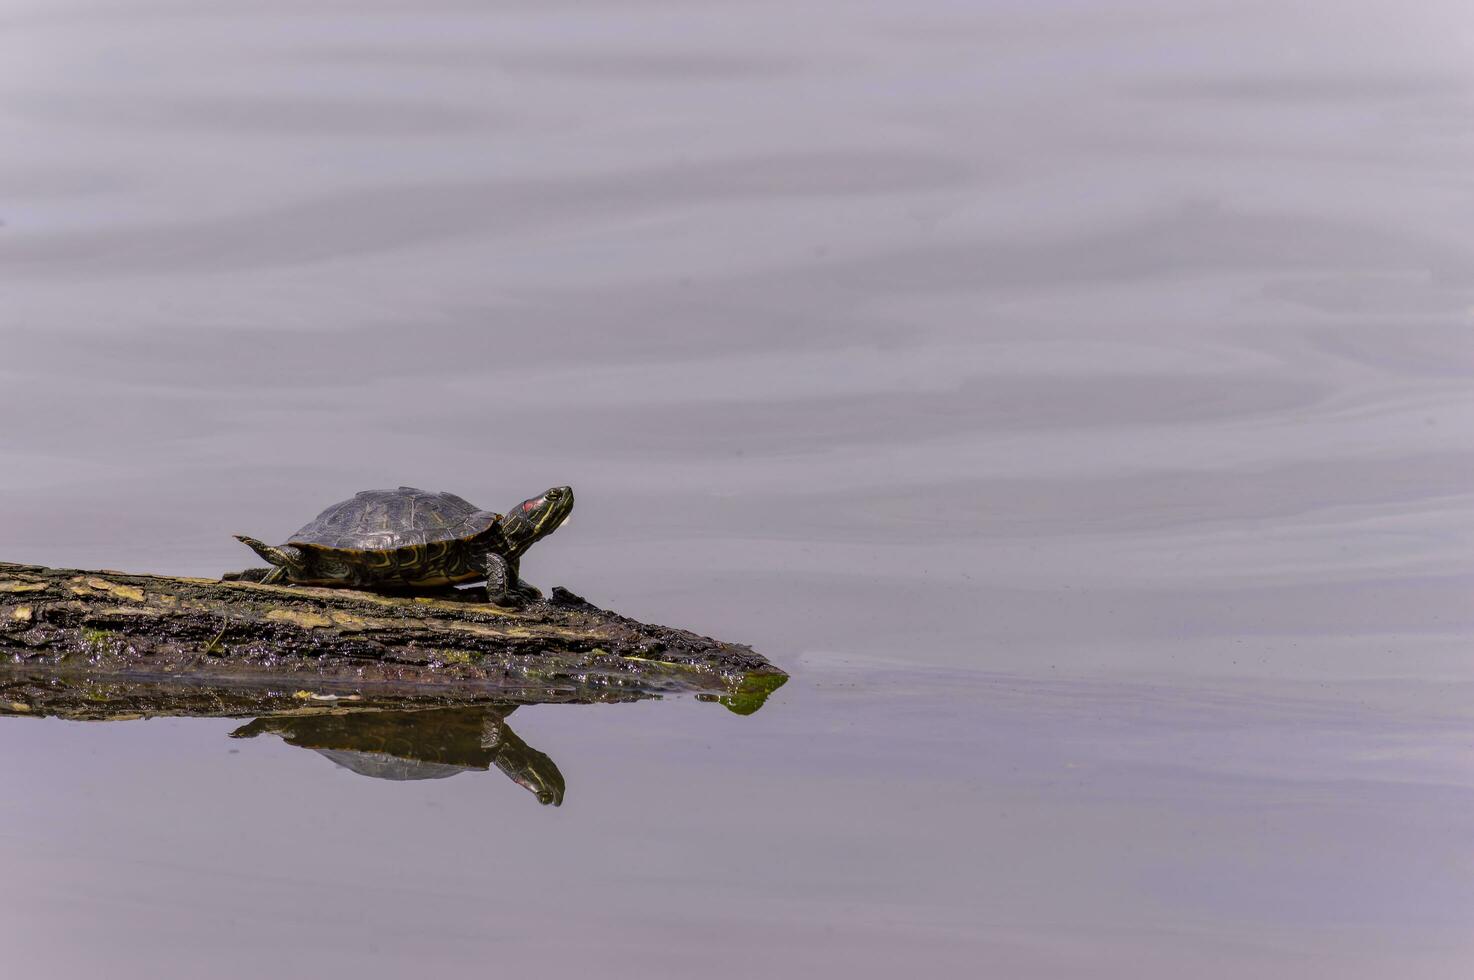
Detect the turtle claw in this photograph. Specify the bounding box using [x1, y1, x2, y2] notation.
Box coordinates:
[487, 582, 542, 609]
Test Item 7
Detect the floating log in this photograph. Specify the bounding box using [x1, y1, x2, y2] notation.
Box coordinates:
[0, 561, 786, 710]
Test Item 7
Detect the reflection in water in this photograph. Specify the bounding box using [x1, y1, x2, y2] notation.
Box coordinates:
[230, 706, 565, 804]
[696, 671, 789, 716]
[0, 670, 785, 810]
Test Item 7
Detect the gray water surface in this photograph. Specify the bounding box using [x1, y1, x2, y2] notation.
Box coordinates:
[3, 0, 1473, 976]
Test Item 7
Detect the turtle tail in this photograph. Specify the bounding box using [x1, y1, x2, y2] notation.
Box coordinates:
[234, 536, 305, 582]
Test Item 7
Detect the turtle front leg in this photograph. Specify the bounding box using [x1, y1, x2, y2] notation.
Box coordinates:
[507, 557, 542, 601]
[484, 552, 525, 608]
[512, 554, 548, 601]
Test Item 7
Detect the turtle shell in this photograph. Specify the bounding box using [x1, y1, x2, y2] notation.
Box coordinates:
[288, 487, 499, 553]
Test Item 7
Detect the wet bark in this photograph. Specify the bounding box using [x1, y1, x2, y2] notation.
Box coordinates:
[0, 561, 786, 707]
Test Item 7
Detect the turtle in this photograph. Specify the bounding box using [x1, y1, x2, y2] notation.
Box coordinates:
[231, 485, 573, 607]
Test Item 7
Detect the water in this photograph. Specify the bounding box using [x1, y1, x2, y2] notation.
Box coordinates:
[3, 0, 1473, 975]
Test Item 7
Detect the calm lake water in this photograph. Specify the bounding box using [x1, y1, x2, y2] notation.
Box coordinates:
[3, 0, 1473, 976]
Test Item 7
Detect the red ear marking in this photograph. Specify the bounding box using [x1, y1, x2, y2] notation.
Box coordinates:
[522, 500, 538, 513]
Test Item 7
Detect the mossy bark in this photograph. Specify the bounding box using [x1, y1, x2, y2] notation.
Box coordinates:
[0, 561, 786, 705]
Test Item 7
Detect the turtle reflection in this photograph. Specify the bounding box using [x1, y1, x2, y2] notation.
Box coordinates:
[230, 706, 564, 805]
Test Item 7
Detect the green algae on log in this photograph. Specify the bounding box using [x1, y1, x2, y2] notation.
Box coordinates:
[0, 561, 786, 705]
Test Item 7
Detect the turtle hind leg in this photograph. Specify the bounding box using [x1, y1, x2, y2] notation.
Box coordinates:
[222, 567, 274, 583]
[233, 535, 306, 582]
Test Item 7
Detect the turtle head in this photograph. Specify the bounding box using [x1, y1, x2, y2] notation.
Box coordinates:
[486, 720, 566, 806]
[499, 485, 574, 557]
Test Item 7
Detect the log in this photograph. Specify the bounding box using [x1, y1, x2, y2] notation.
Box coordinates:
[0, 561, 787, 713]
